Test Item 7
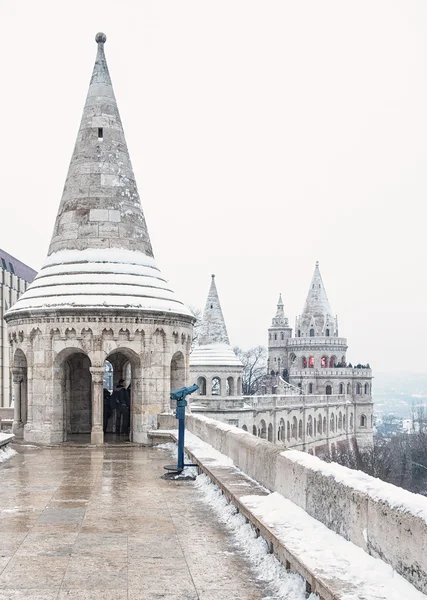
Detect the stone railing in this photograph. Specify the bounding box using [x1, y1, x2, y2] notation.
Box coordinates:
[185, 413, 427, 595]
[287, 337, 348, 347]
[291, 368, 372, 377]
[249, 394, 349, 410]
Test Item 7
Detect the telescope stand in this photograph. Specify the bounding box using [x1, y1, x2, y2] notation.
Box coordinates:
[164, 397, 197, 474]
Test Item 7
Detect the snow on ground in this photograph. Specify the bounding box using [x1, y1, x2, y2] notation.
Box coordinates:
[196, 473, 319, 600]
[0, 445, 17, 463]
[284, 449, 427, 521]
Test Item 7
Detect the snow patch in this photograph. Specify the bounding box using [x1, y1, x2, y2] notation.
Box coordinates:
[0, 445, 17, 463]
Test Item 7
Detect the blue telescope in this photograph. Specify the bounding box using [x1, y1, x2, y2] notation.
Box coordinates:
[164, 383, 199, 474]
[170, 384, 199, 401]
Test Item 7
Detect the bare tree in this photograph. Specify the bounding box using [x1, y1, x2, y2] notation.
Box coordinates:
[188, 305, 202, 351]
[233, 345, 267, 396]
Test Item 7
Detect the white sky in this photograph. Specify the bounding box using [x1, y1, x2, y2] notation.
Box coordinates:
[1, 1, 426, 372]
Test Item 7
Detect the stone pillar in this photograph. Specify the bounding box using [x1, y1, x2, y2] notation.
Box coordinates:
[12, 368, 23, 437]
[90, 367, 104, 444]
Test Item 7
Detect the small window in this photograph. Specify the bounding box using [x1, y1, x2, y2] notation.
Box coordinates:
[98, 127, 103, 140]
[309, 328, 315, 337]
[281, 332, 284, 340]
[1, 258, 7, 270]
[9, 262, 14, 274]
[210, 304, 213, 309]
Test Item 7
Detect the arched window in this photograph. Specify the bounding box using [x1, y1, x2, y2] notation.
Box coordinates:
[321, 356, 327, 368]
[308, 383, 313, 394]
[347, 383, 351, 395]
[310, 328, 315, 337]
[292, 417, 297, 439]
[364, 383, 369, 395]
[326, 385, 332, 395]
[323, 416, 327, 433]
[309, 356, 314, 368]
[268, 423, 273, 442]
[318, 414, 322, 435]
[338, 412, 342, 429]
[281, 332, 284, 340]
[350, 413, 354, 429]
[330, 413, 335, 432]
[260, 420, 267, 438]
[298, 419, 303, 439]
[274, 334, 277, 340]
[343, 414, 346, 430]
[339, 383, 344, 394]
[314, 418, 317, 436]
[298, 329, 301, 337]
[356, 383, 361, 394]
[307, 415, 313, 437]
[279, 419, 285, 442]
[360, 414, 367, 427]
[226, 377, 234, 396]
[329, 356, 336, 368]
[252, 425, 257, 436]
[302, 356, 307, 368]
[197, 376, 207, 395]
[325, 328, 330, 337]
[341, 356, 346, 365]
[212, 377, 221, 395]
[287, 421, 291, 441]
[242, 425, 248, 431]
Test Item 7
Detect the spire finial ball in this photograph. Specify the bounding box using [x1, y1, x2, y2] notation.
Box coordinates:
[315, 260, 319, 267]
[95, 32, 107, 44]
[211, 274, 215, 278]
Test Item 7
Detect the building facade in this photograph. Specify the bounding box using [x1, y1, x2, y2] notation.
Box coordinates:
[5, 33, 194, 445]
[0, 250, 36, 410]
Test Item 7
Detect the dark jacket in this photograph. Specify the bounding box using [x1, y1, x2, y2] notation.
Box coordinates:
[112, 386, 129, 409]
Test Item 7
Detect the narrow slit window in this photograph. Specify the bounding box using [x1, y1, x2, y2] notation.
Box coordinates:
[98, 127, 103, 140]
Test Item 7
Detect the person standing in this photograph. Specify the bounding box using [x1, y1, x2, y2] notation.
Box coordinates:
[113, 379, 129, 435]
[103, 388, 112, 433]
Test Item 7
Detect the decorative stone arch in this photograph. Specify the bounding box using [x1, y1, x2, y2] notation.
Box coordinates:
[364, 383, 369, 394]
[171, 351, 186, 393]
[356, 383, 362, 394]
[292, 416, 297, 439]
[252, 424, 257, 436]
[226, 376, 234, 396]
[197, 376, 207, 395]
[12, 348, 28, 438]
[267, 423, 273, 442]
[237, 376, 242, 395]
[298, 419, 303, 439]
[360, 414, 367, 427]
[325, 383, 333, 395]
[211, 376, 221, 396]
[259, 419, 267, 439]
[309, 328, 315, 337]
[339, 382, 344, 394]
[289, 353, 296, 365]
[242, 424, 248, 432]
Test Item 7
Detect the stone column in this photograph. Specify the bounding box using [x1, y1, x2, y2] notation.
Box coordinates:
[12, 368, 23, 437]
[90, 367, 104, 444]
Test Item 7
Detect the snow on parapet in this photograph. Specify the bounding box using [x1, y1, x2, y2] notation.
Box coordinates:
[6, 248, 193, 318]
[284, 450, 427, 522]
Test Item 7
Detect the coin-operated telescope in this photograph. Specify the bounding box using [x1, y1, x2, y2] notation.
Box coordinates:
[164, 384, 199, 474]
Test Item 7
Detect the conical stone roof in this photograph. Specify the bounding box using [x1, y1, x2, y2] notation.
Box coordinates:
[190, 275, 242, 367]
[6, 33, 192, 320]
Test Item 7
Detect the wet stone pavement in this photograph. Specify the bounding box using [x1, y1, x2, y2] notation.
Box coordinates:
[0, 444, 268, 600]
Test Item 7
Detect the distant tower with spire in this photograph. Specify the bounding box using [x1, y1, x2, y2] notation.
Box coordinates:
[190, 275, 243, 397]
[5, 33, 195, 445]
[267, 294, 292, 379]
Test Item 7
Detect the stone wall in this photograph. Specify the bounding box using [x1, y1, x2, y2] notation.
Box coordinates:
[185, 413, 427, 594]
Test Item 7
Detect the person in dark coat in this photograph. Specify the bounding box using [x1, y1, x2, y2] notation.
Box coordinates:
[112, 379, 129, 435]
[103, 388, 112, 433]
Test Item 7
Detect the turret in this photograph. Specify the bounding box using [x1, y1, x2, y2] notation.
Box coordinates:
[268, 294, 292, 379]
[295, 262, 338, 337]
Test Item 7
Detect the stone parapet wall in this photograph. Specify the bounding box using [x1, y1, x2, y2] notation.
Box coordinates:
[185, 413, 427, 594]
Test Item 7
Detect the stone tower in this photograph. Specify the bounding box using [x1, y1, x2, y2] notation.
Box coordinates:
[190, 275, 243, 397]
[5, 33, 194, 445]
[267, 294, 292, 379]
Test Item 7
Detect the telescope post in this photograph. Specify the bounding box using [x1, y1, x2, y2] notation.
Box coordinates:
[164, 385, 198, 474]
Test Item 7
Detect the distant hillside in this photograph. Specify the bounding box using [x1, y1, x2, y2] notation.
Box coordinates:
[373, 372, 427, 417]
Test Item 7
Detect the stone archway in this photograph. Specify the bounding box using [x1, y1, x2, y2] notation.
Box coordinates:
[12, 349, 28, 438]
[106, 348, 142, 443]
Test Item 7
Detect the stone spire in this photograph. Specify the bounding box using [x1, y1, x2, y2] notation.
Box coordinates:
[296, 262, 336, 336]
[198, 275, 230, 346]
[271, 294, 289, 327]
[6, 34, 191, 319]
[49, 32, 152, 257]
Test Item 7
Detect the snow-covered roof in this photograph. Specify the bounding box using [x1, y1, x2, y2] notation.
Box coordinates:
[6, 248, 192, 318]
[301, 261, 333, 318]
[190, 344, 243, 368]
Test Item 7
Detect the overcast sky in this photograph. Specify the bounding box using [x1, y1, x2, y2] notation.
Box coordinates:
[1, 1, 426, 373]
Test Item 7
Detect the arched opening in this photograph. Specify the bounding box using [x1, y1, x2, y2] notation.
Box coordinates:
[12, 349, 28, 438]
[307, 415, 313, 437]
[259, 420, 267, 439]
[356, 383, 361, 394]
[226, 376, 234, 396]
[57, 350, 93, 441]
[302, 356, 307, 368]
[330, 413, 335, 432]
[343, 414, 346, 430]
[325, 328, 330, 337]
[197, 376, 207, 396]
[329, 356, 336, 368]
[298, 419, 303, 439]
[242, 424, 248, 432]
[309, 328, 315, 337]
[350, 413, 354, 429]
[212, 377, 221, 396]
[106, 348, 141, 442]
[267, 423, 273, 442]
[287, 421, 290, 441]
[308, 383, 313, 394]
[171, 351, 185, 392]
[326, 384, 332, 395]
[339, 383, 344, 394]
[364, 383, 369, 395]
[279, 418, 285, 442]
[323, 416, 326, 434]
[338, 412, 343, 429]
[347, 383, 351, 395]
[237, 377, 242, 395]
[309, 356, 314, 368]
[292, 417, 297, 439]
[318, 414, 322, 435]
[252, 424, 257, 436]
[321, 356, 328, 368]
[360, 414, 367, 427]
